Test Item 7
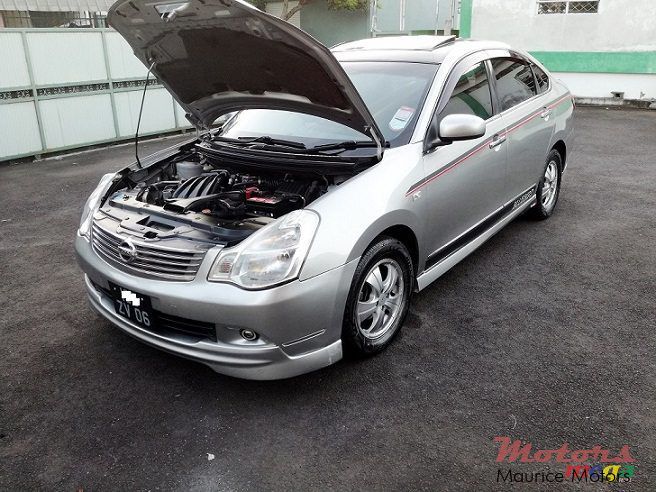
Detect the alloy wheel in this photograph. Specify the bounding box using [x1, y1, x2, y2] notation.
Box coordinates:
[541, 160, 559, 211]
[356, 259, 405, 340]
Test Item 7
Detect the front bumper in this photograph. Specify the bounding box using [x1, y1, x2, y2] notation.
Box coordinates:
[75, 234, 358, 380]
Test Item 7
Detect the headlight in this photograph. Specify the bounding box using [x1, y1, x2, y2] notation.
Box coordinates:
[78, 173, 115, 238]
[208, 209, 320, 289]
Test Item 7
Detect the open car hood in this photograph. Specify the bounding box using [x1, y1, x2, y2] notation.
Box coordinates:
[108, 0, 385, 151]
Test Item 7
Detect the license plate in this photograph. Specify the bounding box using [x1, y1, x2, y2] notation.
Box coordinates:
[109, 282, 155, 329]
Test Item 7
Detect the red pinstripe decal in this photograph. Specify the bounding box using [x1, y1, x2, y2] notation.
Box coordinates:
[406, 95, 573, 196]
[549, 94, 572, 109]
[406, 139, 490, 195]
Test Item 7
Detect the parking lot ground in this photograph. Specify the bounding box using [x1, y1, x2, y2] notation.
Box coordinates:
[1, 108, 655, 490]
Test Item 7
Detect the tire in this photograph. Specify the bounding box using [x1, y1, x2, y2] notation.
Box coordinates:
[342, 237, 413, 357]
[530, 149, 562, 220]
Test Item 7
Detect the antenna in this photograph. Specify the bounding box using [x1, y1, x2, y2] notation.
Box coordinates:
[135, 62, 155, 168]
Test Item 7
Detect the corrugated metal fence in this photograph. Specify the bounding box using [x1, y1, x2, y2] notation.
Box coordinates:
[0, 28, 191, 162]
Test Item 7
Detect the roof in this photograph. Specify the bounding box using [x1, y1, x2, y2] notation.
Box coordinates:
[332, 36, 512, 65]
[333, 35, 456, 53]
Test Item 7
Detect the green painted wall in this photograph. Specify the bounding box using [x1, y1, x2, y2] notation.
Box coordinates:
[459, 0, 473, 38]
[531, 51, 656, 74]
[300, 2, 370, 47]
[373, 0, 401, 32]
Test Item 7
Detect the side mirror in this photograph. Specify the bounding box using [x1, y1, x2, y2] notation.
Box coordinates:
[436, 114, 487, 146]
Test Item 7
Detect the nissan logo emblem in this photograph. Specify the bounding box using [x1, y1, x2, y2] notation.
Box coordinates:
[118, 239, 138, 263]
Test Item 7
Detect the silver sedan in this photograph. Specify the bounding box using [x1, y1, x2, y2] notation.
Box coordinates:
[75, 0, 574, 379]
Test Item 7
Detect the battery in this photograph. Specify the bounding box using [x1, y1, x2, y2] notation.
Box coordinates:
[245, 194, 304, 218]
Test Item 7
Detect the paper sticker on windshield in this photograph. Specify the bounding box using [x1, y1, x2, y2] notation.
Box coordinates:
[389, 106, 415, 132]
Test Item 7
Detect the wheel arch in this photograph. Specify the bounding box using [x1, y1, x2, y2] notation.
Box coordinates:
[352, 222, 421, 292]
[552, 140, 567, 171]
[373, 224, 419, 276]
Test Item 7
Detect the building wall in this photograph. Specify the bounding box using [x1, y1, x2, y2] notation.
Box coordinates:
[0, 29, 190, 162]
[300, 1, 370, 47]
[265, 1, 301, 28]
[373, 0, 458, 34]
[555, 72, 655, 100]
[466, 0, 656, 99]
[300, 0, 459, 47]
[470, 0, 656, 51]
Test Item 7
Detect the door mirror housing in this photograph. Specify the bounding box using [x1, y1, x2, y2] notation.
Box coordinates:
[425, 114, 487, 152]
[439, 114, 487, 143]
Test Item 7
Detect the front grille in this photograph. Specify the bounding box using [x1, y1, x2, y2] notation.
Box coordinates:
[91, 222, 206, 281]
[92, 281, 217, 342]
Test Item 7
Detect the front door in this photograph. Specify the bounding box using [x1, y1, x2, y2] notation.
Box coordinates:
[420, 59, 508, 270]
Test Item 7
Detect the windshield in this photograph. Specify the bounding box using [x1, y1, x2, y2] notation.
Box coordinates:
[218, 61, 439, 149]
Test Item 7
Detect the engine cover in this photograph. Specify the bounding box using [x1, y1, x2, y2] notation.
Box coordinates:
[173, 172, 228, 199]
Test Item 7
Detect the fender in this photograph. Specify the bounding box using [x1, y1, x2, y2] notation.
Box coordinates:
[345, 209, 424, 266]
[300, 144, 426, 281]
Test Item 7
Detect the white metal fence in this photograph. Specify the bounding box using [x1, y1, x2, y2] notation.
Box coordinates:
[0, 28, 191, 162]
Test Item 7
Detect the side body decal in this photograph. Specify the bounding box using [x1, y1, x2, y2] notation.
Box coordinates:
[424, 185, 537, 270]
[407, 94, 572, 196]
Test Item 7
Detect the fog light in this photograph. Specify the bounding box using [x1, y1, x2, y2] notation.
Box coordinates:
[240, 329, 258, 341]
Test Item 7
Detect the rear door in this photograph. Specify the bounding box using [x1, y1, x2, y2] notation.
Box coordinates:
[420, 55, 508, 268]
[489, 55, 556, 201]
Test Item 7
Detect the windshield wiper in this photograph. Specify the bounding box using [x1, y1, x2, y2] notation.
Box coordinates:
[209, 136, 387, 157]
[310, 140, 387, 153]
[213, 135, 306, 150]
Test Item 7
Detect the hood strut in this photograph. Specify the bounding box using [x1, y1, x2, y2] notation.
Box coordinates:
[134, 62, 155, 169]
[367, 126, 384, 159]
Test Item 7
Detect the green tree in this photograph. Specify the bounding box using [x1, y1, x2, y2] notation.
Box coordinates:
[248, 0, 367, 21]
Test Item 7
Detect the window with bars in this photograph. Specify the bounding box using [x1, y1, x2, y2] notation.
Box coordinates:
[0, 10, 107, 28]
[537, 0, 599, 14]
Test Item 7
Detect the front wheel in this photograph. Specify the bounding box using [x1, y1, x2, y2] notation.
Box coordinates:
[342, 237, 413, 357]
[530, 149, 562, 220]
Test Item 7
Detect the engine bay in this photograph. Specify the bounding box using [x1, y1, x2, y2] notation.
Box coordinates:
[97, 150, 346, 247]
[136, 166, 325, 220]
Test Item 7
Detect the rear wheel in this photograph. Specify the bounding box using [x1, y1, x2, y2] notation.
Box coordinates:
[530, 149, 562, 220]
[342, 237, 412, 356]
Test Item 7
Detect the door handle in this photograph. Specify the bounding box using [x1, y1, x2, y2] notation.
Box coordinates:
[540, 108, 553, 119]
[489, 134, 507, 149]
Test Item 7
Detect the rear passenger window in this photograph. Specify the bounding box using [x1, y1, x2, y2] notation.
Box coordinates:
[491, 58, 538, 111]
[438, 62, 494, 122]
[533, 65, 550, 93]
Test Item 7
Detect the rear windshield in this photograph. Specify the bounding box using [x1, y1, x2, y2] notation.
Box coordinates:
[219, 61, 438, 148]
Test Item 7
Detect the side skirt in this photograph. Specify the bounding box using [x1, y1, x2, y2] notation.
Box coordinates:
[416, 188, 536, 291]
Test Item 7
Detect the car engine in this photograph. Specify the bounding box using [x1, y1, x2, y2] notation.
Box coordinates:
[135, 164, 325, 220]
[96, 155, 336, 248]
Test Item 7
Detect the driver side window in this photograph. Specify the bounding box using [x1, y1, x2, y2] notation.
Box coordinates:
[428, 61, 493, 144]
[439, 62, 494, 123]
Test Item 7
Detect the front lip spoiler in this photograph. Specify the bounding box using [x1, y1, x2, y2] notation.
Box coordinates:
[84, 275, 343, 380]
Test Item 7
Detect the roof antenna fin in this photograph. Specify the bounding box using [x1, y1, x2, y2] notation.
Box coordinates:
[135, 61, 155, 169]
